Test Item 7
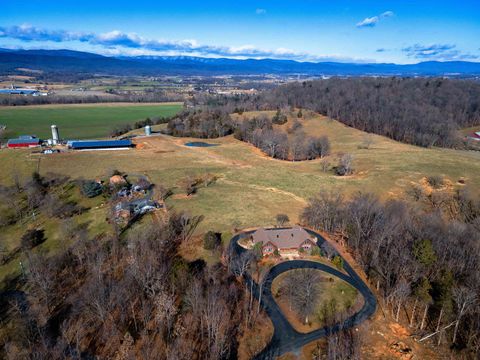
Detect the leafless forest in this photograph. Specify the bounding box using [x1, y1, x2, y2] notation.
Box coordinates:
[302, 187, 480, 355]
[201, 78, 480, 148]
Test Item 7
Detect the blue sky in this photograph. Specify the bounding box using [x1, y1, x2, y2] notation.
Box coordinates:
[0, 0, 479, 63]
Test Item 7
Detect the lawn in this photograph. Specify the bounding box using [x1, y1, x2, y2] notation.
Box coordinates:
[0, 102, 182, 140]
[271, 269, 360, 333]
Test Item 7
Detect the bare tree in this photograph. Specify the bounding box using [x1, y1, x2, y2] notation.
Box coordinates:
[452, 286, 477, 344]
[284, 269, 321, 324]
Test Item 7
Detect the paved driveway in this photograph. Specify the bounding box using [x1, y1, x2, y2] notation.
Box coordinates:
[229, 228, 377, 359]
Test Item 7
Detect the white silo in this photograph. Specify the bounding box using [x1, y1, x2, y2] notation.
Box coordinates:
[145, 125, 152, 136]
[51, 125, 60, 145]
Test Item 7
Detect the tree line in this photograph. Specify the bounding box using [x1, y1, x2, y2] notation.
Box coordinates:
[165, 109, 331, 161]
[201, 77, 480, 148]
[233, 114, 330, 161]
[301, 186, 480, 356]
[0, 91, 181, 106]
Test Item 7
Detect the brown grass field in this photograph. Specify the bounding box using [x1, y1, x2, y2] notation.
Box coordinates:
[1, 110, 479, 235]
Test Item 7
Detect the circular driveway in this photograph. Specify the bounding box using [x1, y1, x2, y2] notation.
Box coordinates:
[229, 228, 377, 359]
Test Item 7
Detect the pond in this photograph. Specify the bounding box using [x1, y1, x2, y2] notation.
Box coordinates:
[184, 141, 219, 147]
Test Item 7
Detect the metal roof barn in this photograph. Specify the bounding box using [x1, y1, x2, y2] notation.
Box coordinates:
[7, 138, 41, 148]
[69, 140, 132, 150]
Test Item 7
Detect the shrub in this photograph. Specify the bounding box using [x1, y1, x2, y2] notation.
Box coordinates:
[276, 214, 289, 227]
[311, 246, 322, 257]
[203, 231, 221, 250]
[427, 175, 444, 189]
[21, 229, 46, 249]
[272, 110, 288, 125]
[253, 242, 264, 259]
[332, 255, 344, 270]
[82, 181, 103, 198]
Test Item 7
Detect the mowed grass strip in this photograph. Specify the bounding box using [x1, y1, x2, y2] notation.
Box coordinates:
[0, 102, 182, 140]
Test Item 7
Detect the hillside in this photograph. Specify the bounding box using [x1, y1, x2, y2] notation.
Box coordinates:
[1, 111, 478, 235]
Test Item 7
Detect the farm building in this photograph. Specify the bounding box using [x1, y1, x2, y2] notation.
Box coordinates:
[7, 136, 41, 148]
[68, 139, 133, 150]
[251, 226, 316, 256]
[0, 88, 39, 95]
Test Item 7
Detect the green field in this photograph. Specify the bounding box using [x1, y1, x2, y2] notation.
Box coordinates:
[0, 102, 182, 140]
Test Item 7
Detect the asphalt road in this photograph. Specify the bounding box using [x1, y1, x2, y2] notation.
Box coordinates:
[229, 228, 377, 359]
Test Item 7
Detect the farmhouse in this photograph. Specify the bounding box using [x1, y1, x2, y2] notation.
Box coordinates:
[252, 226, 316, 256]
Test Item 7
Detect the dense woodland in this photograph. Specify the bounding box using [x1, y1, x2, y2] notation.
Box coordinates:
[2, 215, 249, 359]
[203, 78, 480, 148]
[302, 185, 480, 357]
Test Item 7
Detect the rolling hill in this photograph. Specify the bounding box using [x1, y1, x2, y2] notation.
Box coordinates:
[1, 48, 480, 77]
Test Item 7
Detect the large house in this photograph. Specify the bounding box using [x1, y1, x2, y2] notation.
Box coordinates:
[251, 226, 316, 256]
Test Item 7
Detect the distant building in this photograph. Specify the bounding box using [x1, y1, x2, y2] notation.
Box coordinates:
[0, 89, 43, 96]
[251, 226, 316, 256]
[7, 136, 41, 148]
[68, 139, 133, 150]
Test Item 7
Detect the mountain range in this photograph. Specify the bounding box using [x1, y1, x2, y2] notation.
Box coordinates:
[1, 48, 480, 77]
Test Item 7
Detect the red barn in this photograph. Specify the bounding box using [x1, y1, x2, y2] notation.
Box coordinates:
[7, 137, 41, 148]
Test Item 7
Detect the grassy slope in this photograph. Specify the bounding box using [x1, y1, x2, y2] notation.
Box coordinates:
[0, 102, 182, 140]
[1, 111, 479, 235]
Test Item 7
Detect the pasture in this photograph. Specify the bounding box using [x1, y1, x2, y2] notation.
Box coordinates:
[0, 102, 182, 140]
[1, 111, 479, 235]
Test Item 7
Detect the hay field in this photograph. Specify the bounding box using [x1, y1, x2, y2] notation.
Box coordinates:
[0, 102, 182, 140]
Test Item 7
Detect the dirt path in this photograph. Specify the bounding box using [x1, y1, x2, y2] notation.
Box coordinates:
[220, 178, 307, 204]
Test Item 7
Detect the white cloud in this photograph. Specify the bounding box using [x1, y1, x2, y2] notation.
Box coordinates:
[357, 11, 394, 28]
[402, 43, 478, 61]
[256, 8, 267, 15]
[0, 24, 371, 62]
